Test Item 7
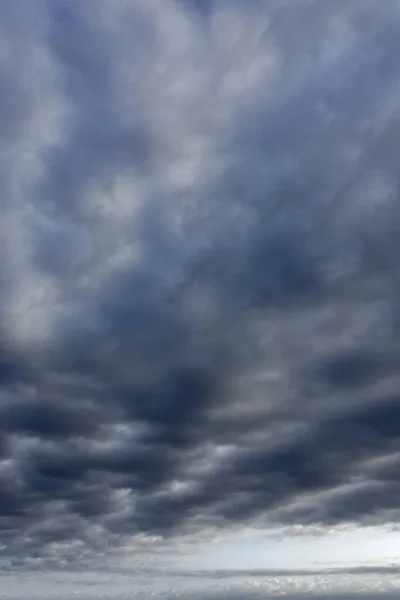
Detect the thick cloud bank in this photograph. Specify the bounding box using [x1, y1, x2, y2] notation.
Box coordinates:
[2, 0, 400, 571]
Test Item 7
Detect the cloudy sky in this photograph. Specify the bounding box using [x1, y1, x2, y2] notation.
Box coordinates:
[3, 0, 400, 598]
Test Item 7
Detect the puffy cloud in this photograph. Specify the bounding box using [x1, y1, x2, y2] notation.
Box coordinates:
[2, 0, 400, 574]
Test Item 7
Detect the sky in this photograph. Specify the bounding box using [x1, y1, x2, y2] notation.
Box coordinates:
[3, 0, 400, 598]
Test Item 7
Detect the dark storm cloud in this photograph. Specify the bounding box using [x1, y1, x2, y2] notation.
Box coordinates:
[2, 0, 400, 572]
[0, 399, 100, 439]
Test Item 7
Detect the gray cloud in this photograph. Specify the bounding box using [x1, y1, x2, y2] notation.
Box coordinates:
[2, 0, 400, 574]
[167, 594, 400, 600]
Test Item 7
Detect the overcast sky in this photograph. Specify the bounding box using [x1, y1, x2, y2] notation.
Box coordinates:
[3, 0, 400, 598]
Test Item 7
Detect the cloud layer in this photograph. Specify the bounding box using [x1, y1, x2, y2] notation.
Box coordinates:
[2, 0, 400, 572]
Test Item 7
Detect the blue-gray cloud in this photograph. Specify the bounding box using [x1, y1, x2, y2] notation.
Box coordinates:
[1, 0, 400, 575]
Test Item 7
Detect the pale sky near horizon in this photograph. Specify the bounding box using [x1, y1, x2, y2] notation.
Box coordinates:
[4, 527, 400, 598]
[177, 527, 400, 571]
